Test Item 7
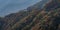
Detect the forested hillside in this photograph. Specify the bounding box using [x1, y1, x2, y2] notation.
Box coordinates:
[0, 0, 60, 30]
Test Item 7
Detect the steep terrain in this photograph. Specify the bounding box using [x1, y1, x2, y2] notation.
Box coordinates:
[0, 0, 60, 30]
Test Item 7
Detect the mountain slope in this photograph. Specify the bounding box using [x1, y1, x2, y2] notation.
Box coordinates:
[0, 0, 60, 30]
[27, 0, 50, 12]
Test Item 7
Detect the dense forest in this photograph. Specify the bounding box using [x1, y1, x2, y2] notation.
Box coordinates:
[0, 0, 60, 30]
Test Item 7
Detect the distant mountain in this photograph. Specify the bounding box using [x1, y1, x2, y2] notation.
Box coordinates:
[0, 0, 60, 30]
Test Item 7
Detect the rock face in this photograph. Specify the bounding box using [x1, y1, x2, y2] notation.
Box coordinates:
[0, 0, 60, 30]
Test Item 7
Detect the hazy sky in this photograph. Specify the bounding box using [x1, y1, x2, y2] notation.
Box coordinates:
[0, 0, 41, 17]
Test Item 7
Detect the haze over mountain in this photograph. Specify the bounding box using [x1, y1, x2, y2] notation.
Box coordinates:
[0, 0, 41, 17]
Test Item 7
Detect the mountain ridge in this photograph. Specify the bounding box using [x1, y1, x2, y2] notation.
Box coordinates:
[0, 0, 60, 30]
